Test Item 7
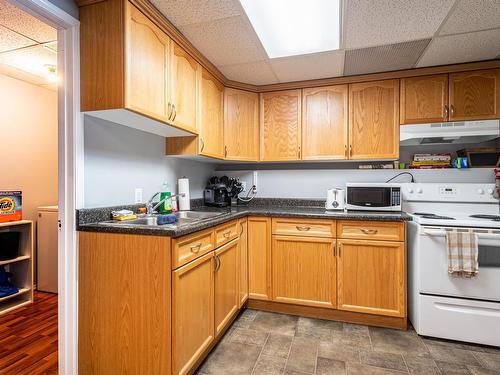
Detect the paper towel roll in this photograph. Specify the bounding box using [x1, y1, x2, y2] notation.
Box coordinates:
[178, 178, 190, 211]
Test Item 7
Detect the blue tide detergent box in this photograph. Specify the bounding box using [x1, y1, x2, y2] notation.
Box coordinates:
[0, 191, 22, 223]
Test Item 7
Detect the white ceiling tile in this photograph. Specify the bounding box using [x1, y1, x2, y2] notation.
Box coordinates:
[0, 44, 57, 81]
[439, 0, 500, 35]
[344, 0, 455, 49]
[269, 50, 345, 83]
[0, 24, 35, 53]
[0, 0, 56, 43]
[180, 15, 267, 66]
[150, 0, 242, 27]
[417, 29, 500, 67]
[344, 39, 430, 76]
[219, 60, 278, 85]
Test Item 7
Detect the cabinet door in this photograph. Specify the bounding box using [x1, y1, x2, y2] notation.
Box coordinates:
[400, 74, 448, 124]
[337, 239, 405, 317]
[272, 236, 336, 309]
[302, 85, 348, 160]
[261, 90, 302, 161]
[170, 42, 199, 133]
[125, 2, 170, 121]
[247, 217, 272, 300]
[449, 69, 500, 121]
[199, 68, 224, 158]
[214, 239, 239, 335]
[172, 252, 214, 375]
[238, 219, 249, 307]
[224, 88, 259, 161]
[349, 80, 399, 160]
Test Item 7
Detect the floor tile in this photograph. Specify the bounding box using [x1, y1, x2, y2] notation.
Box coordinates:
[468, 366, 500, 375]
[252, 355, 286, 375]
[261, 333, 293, 359]
[198, 341, 261, 375]
[473, 352, 500, 370]
[426, 342, 482, 366]
[403, 354, 440, 375]
[422, 337, 486, 353]
[331, 323, 372, 350]
[347, 362, 407, 374]
[228, 327, 269, 347]
[369, 327, 429, 356]
[296, 317, 342, 341]
[435, 360, 473, 375]
[360, 350, 407, 372]
[285, 336, 319, 374]
[318, 341, 360, 363]
[250, 311, 298, 336]
[316, 357, 347, 375]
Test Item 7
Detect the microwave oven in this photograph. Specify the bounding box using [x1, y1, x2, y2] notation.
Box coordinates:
[346, 183, 401, 211]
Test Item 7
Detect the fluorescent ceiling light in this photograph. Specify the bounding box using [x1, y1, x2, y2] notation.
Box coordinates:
[239, 0, 341, 59]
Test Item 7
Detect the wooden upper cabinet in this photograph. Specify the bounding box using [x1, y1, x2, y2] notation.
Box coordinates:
[449, 69, 500, 121]
[337, 239, 405, 317]
[170, 42, 200, 133]
[125, 2, 170, 121]
[302, 85, 348, 160]
[199, 68, 224, 158]
[260, 90, 302, 161]
[400, 74, 448, 124]
[272, 236, 336, 309]
[224, 88, 259, 161]
[349, 80, 400, 160]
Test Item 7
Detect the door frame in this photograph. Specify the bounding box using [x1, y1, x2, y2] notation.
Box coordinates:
[10, 1, 81, 373]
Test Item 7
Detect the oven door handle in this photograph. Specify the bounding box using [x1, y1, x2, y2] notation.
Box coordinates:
[422, 228, 500, 240]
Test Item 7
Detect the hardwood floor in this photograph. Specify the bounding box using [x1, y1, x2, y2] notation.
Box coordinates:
[0, 292, 58, 374]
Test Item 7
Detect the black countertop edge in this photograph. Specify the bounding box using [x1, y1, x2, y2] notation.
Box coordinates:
[77, 205, 412, 238]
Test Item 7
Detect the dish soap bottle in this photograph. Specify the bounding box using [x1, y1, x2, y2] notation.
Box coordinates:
[159, 182, 172, 214]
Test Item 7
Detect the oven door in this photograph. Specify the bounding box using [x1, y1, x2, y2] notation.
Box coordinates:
[418, 226, 500, 302]
[346, 187, 395, 210]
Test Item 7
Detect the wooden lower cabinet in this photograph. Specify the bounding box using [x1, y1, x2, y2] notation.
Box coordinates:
[172, 252, 215, 375]
[272, 235, 336, 308]
[214, 239, 239, 335]
[337, 239, 406, 317]
[238, 219, 249, 307]
[247, 217, 272, 300]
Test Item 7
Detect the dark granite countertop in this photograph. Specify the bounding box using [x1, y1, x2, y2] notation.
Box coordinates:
[77, 200, 412, 238]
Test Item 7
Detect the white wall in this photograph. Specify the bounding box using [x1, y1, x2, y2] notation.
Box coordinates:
[84, 116, 216, 207]
[0, 74, 58, 222]
[216, 168, 495, 199]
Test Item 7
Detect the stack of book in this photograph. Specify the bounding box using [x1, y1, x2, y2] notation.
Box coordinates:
[410, 154, 451, 169]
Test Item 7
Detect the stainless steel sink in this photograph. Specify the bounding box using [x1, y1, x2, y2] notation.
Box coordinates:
[101, 210, 225, 227]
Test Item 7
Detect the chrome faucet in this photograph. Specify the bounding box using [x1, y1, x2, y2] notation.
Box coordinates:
[145, 192, 186, 215]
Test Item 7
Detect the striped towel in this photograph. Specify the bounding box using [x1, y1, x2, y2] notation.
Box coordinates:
[446, 230, 478, 278]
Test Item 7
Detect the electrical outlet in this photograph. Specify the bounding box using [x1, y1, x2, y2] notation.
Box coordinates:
[241, 181, 247, 193]
[253, 171, 258, 193]
[134, 188, 143, 203]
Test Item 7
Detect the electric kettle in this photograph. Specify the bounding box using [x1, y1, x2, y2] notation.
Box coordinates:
[326, 188, 345, 210]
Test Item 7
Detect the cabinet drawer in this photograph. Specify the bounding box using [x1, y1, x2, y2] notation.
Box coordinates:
[172, 228, 215, 269]
[272, 218, 336, 238]
[215, 220, 239, 248]
[337, 221, 404, 241]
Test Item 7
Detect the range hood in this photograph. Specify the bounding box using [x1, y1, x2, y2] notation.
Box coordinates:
[400, 120, 500, 146]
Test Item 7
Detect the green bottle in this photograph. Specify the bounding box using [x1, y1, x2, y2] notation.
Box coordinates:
[159, 182, 172, 214]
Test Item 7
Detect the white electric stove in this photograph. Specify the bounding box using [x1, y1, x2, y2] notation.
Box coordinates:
[403, 183, 500, 347]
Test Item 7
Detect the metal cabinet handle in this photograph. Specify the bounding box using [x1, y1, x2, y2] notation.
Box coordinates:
[190, 242, 202, 253]
[224, 145, 228, 158]
[223, 230, 231, 238]
[333, 242, 337, 257]
[167, 102, 172, 120]
[338, 243, 342, 257]
[296, 225, 311, 231]
[298, 146, 301, 159]
[443, 105, 449, 119]
[200, 138, 205, 152]
[240, 223, 244, 236]
[344, 144, 348, 158]
[172, 104, 177, 122]
[361, 228, 378, 234]
[450, 104, 455, 117]
[349, 145, 353, 157]
[215, 254, 221, 271]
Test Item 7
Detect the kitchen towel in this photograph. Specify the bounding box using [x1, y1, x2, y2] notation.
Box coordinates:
[178, 178, 190, 211]
[446, 229, 478, 278]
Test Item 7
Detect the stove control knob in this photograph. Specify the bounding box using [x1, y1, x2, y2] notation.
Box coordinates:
[488, 188, 494, 195]
[478, 188, 485, 195]
[417, 188, 423, 194]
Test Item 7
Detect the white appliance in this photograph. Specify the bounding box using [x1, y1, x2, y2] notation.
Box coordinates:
[346, 183, 401, 211]
[403, 183, 500, 346]
[37, 206, 58, 293]
[326, 188, 345, 210]
[400, 120, 500, 146]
